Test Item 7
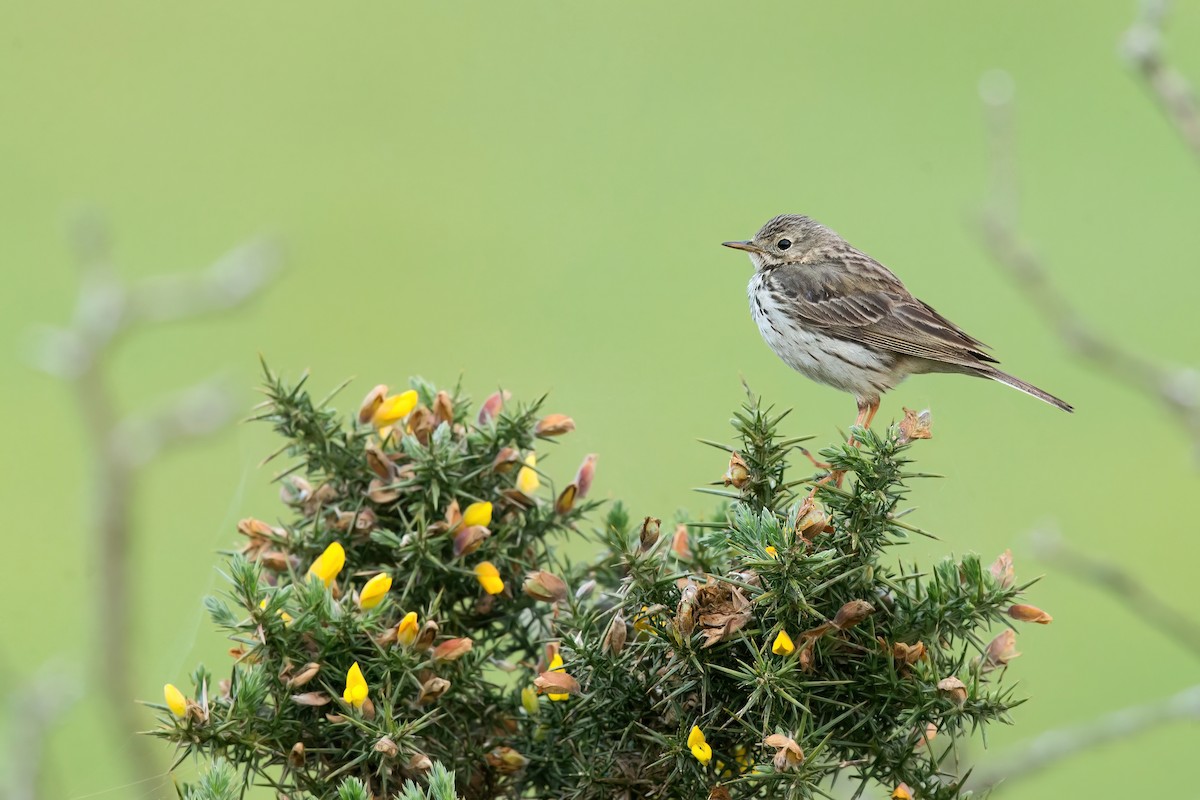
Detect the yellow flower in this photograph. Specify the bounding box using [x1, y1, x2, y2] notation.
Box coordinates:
[516, 453, 539, 495]
[891, 783, 914, 800]
[342, 662, 368, 709]
[258, 598, 293, 625]
[521, 686, 540, 716]
[462, 501, 493, 528]
[358, 573, 392, 609]
[396, 611, 419, 646]
[688, 725, 712, 766]
[771, 629, 795, 656]
[474, 561, 505, 595]
[765, 546, 778, 558]
[306, 541, 345, 587]
[547, 653, 569, 701]
[372, 390, 418, 429]
[163, 683, 187, 718]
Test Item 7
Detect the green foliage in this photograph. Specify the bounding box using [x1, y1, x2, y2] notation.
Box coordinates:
[151, 369, 1040, 799]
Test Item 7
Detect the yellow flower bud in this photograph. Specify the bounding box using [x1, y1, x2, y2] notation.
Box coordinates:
[371, 390, 418, 429]
[358, 573, 392, 610]
[342, 662, 368, 709]
[771, 629, 795, 656]
[306, 541, 345, 587]
[516, 453, 539, 495]
[688, 725, 711, 766]
[765, 546, 778, 558]
[396, 611, 419, 646]
[547, 653, 569, 701]
[474, 561, 505, 595]
[163, 683, 187, 718]
[521, 686, 540, 716]
[462, 501, 493, 528]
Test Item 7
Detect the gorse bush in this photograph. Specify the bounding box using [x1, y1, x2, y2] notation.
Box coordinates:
[152, 368, 1050, 800]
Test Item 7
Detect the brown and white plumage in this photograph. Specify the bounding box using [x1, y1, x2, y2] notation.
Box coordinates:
[726, 214, 1072, 417]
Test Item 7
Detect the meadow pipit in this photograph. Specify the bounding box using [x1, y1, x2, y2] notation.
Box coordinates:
[724, 214, 1072, 435]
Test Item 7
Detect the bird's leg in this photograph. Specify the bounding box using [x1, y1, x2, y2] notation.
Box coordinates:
[846, 398, 880, 449]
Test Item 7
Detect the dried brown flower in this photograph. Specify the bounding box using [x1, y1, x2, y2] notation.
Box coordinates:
[535, 413, 576, 436]
[763, 733, 805, 771]
[1008, 604, 1053, 624]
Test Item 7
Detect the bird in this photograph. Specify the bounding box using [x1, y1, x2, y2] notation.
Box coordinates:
[723, 214, 1072, 435]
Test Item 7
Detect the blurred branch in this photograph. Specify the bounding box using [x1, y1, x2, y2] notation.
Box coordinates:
[969, 683, 1200, 793]
[23, 213, 279, 784]
[976, 69, 1200, 460]
[2, 662, 81, 800]
[1121, 0, 1200, 159]
[1031, 529, 1200, 660]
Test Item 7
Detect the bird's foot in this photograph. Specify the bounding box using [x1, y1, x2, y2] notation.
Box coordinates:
[799, 447, 832, 471]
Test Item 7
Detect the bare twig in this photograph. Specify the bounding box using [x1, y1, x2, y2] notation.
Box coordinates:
[977, 69, 1200, 459]
[969, 683, 1200, 793]
[1031, 529, 1200, 660]
[24, 214, 279, 782]
[1, 662, 81, 800]
[1121, 0, 1200, 159]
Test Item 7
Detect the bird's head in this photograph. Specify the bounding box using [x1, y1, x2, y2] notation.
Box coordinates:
[722, 214, 836, 269]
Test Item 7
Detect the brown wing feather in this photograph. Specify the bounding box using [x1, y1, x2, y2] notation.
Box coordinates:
[767, 253, 997, 367]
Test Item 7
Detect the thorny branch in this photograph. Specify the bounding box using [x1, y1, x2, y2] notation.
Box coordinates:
[1121, 0, 1200, 160]
[965, 4, 1200, 793]
[969, 683, 1200, 793]
[24, 214, 278, 784]
[977, 66, 1200, 460]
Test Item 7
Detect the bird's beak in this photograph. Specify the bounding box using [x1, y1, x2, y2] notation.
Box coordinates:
[722, 240, 765, 254]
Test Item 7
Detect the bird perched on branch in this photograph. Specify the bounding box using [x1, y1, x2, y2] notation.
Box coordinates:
[724, 214, 1072, 434]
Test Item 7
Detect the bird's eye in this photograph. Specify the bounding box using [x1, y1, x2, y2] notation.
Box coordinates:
[777, 239, 792, 250]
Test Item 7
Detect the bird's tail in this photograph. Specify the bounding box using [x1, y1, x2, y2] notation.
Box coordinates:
[977, 366, 1073, 412]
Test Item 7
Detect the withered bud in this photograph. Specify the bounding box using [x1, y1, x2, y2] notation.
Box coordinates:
[358, 384, 389, 424]
[367, 478, 401, 505]
[913, 721, 938, 750]
[415, 620, 439, 650]
[290, 692, 331, 707]
[574, 453, 597, 499]
[1008, 604, 1053, 624]
[832, 600, 875, 630]
[898, 407, 933, 443]
[671, 524, 692, 560]
[418, 676, 451, 705]
[259, 551, 290, 572]
[433, 390, 455, 425]
[486, 746, 530, 774]
[534, 670, 580, 696]
[364, 442, 396, 480]
[534, 413, 575, 436]
[374, 736, 399, 758]
[796, 500, 833, 538]
[444, 499, 462, 529]
[289, 742, 306, 768]
[453, 525, 491, 557]
[675, 581, 698, 636]
[287, 662, 321, 689]
[983, 629, 1021, 671]
[574, 579, 596, 600]
[433, 637, 474, 663]
[602, 611, 627, 656]
[892, 641, 926, 665]
[361, 697, 376, 720]
[237, 517, 276, 540]
[709, 786, 733, 800]
[989, 549, 1016, 589]
[937, 676, 968, 706]
[523, 571, 569, 603]
[408, 406, 437, 444]
[639, 517, 661, 552]
[280, 475, 313, 507]
[478, 390, 509, 425]
[491, 446, 521, 473]
[408, 753, 433, 773]
[724, 451, 751, 488]
[554, 483, 578, 515]
[763, 733, 805, 771]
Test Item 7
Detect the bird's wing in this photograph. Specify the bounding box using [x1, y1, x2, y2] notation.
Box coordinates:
[768, 257, 997, 366]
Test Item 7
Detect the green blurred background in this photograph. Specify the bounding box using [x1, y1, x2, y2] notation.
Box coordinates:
[3, 2, 1198, 798]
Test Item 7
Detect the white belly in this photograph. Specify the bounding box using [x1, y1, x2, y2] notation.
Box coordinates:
[748, 274, 899, 399]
